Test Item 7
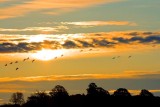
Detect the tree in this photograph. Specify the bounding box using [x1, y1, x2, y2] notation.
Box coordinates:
[87, 83, 98, 96]
[113, 88, 131, 97]
[25, 91, 51, 107]
[87, 83, 110, 96]
[10, 92, 25, 105]
[49, 85, 69, 107]
[49, 85, 69, 98]
[139, 89, 154, 97]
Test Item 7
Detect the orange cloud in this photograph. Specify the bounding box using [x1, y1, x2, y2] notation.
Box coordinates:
[0, 84, 27, 93]
[0, 0, 122, 19]
[0, 89, 26, 93]
[62, 21, 137, 26]
[0, 71, 159, 82]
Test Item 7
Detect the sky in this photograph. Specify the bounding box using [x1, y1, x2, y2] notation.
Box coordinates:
[0, 0, 160, 104]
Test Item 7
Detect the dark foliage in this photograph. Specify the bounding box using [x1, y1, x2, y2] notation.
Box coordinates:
[1, 83, 160, 107]
[113, 88, 131, 97]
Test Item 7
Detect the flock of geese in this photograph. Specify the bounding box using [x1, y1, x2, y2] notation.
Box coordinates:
[112, 55, 132, 59]
[1, 48, 132, 71]
[3, 57, 35, 71]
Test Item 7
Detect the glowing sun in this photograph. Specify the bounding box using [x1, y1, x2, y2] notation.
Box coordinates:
[32, 49, 64, 61]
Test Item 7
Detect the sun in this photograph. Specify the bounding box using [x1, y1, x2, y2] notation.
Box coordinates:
[32, 49, 64, 61]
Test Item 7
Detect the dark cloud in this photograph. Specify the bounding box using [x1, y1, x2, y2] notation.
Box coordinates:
[0, 42, 42, 53]
[113, 37, 129, 43]
[140, 36, 160, 43]
[77, 40, 94, 47]
[62, 40, 78, 49]
[0, 31, 160, 53]
[142, 32, 155, 35]
[113, 35, 160, 44]
[92, 39, 114, 47]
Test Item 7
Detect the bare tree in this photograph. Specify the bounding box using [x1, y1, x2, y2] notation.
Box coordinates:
[10, 92, 25, 105]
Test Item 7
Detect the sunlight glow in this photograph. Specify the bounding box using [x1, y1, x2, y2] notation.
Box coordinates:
[29, 35, 46, 42]
[32, 49, 64, 61]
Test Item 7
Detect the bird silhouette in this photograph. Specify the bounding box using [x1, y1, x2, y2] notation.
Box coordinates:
[26, 57, 29, 60]
[10, 62, 13, 64]
[112, 57, 116, 59]
[55, 57, 57, 59]
[16, 68, 19, 70]
[80, 49, 83, 52]
[23, 59, 26, 62]
[5, 64, 7, 66]
[32, 59, 35, 63]
[15, 61, 18, 63]
[128, 56, 132, 58]
[89, 49, 92, 51]
[61, 54, 63, 57]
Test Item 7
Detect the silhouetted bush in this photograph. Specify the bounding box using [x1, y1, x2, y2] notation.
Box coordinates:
[23, 91, 51, 107]
[139, 89, 154, 97]
[113, 88, 131, 97]
[87, 83, 110, 97]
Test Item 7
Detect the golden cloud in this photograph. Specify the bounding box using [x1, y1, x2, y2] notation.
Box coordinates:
[0, 89, 26, 93]
[0, 71, 159, 82]
[0, 26, 68, 32]
[62, 21, 137, 26]
[0, 0, 122, 19]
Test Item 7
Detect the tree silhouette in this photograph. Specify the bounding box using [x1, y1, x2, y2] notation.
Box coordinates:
[1, 83, 160, 107]
[49, 85, 69, 98]
[87, 83, 110, 97]
[139, 89, 154, 97]
[113, 88, 131, 96]
[24, 91, 50, 107]
[9, 92, 25, 105]
[49, 85, 69, 107]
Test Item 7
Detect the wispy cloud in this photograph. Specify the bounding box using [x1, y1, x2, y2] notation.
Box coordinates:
[0, 84, 28, 93]
[0, 71, 160, 82]
[0, 0, 122, 19]
[62, 21, 137, 26]
[0, 89, 26, 93]
[0, 26, 68, 32]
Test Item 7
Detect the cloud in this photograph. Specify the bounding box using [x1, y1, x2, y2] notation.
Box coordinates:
[0, 71, 160, 82]
[0, 42, 43, 53]
[0, 31, 160, 53]
[62, 21, 137, 26]
[113, 35, 160, 44]
[0, 89, 26, 93]
[62, 40, 78, 49]
[0, 0, 122, 19]
[0, 26, 69, 32]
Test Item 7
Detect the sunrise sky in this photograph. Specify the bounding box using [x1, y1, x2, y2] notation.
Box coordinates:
[0, 0, 160, 104]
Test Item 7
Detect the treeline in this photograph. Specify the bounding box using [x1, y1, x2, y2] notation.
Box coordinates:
[1, 83, 160, 107]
